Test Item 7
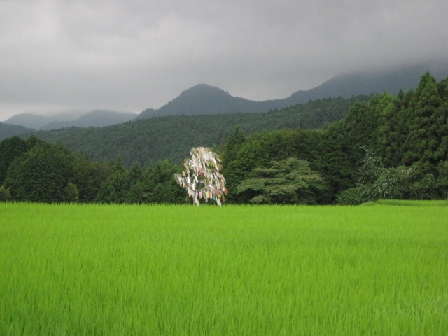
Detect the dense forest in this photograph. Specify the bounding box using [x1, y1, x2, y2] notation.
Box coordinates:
[29, 95, 371, 167]
[1, 72, 447, 204]
[0, 136, 184, 204]
[222, 72, 448, 204]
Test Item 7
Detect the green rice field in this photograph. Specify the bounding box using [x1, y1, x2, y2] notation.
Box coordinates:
[1, 203, 447, 335]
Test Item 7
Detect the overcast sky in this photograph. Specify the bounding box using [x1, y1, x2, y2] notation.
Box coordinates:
[1, 0, 447, 121]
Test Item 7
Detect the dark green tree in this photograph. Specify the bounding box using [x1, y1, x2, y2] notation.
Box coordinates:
[71, 152, 110, 203]
[320, 121, 357, 202]
[222, 127, 245, 164]
[0, 136, 28, 185]
[5, 142, 73, 202]
[0, 185, 10, 202]
[236, 157, 325, 204]
[94, 158, 129, 203]
[402, 71, 444, 170]
[136, 160, 185, 204]
[64, 182, 79, 203]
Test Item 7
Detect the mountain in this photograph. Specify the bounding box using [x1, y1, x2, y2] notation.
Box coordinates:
[5, 113, 57, 129]
[4, 111, 86, 129]
[0, 122, 35, 141]
[288, 63, 448, 103]
[136, 84, 272, 119]
[137, 62, 448, 119]
[40, 110, 137, 130]
[4, 110, 136, 131]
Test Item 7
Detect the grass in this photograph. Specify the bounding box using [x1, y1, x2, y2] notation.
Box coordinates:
[375, 199, 448, 206]
[1, 203, 447, 335]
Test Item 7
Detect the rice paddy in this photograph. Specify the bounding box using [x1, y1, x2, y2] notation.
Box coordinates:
[1, 203, 447, 335]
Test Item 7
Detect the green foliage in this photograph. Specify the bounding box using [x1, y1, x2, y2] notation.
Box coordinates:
[402, 72, 447, 167]
[341, 148, 445, 204]
[336, 185, 371, 205]
[223, 128, 328, 203]
[64, 182, 79, 203]
[222, 127, 245, 164]
[4, 142, 74, 203]
[95, 168, 129, 204]
[70, 152, 111, 203]
[0, 136, 28, 185]
[436, 161, 448, 199]
[224, 72, 448, 204]
[129, 160, 185, 204]
[0, 185, 10, 202]
[95, 160, 185, 204]
[319, 121, 357, 202]
[236, 157, 325, 204]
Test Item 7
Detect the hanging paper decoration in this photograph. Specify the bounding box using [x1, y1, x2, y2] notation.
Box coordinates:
[174, 147, 228, 206]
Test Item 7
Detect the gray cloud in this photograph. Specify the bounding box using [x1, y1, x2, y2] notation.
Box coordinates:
[1, 0, 447, 120]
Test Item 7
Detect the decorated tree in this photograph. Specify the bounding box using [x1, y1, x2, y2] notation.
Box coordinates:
[174, 147, 227, 205]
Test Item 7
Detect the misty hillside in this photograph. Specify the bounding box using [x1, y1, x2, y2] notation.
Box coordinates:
[5, 113, 54, 130]
[4, 110, 136, 131]
[290, 63, 448, 101]
[0, 122, 35, 141]
[4, 111, 85, 129]
[40, 110, 137, 130]
[137, 63, 448, 119]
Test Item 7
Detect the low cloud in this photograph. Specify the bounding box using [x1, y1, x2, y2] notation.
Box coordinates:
[1, 0, 447, 120]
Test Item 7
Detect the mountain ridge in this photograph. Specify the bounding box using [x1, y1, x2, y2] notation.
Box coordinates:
[3, 63, 448, 135]
[4, 111, 86, 129]
[40, 110, 137, 130]
[4, 110, 136, 130]
[137, 63, 448, 119]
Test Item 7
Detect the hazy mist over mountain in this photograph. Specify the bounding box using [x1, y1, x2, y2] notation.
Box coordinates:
[0, 0, 447, 120]
[5, 110, 136, 130]
[137, 63, 448, 119]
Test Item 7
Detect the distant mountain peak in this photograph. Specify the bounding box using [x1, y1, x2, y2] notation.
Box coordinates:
[137, 84, 247, 119]
[176, 84, 233, 100]
[181, 84, 230, 94]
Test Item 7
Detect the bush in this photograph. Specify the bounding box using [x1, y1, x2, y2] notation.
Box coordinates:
[336, 184, 373, 205]
[0, 185, 10, 202]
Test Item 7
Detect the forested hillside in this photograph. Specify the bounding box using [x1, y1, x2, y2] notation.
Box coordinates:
[0, 122, 35, 140]
[1, 71, 447, 205]
[31, 95, 370, 167]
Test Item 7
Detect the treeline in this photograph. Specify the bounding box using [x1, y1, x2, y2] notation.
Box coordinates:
[222, 72, 448, 204]
[0, 137, 184, 204]
[30, 95, 370, 167]
[1, 72, 447, 204]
